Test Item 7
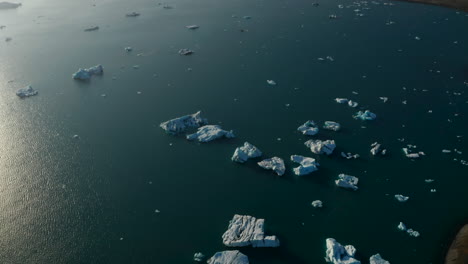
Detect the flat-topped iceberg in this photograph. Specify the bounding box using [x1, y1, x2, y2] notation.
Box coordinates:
[258, 157, 285, 176]
[0, 2, 21, 9]
[186, 125, 234, 142]
[222, 214, 280, 248]
[394, 194, 409, 202]
[305, 139, 336, 155]
[72, 64, 103, 80]
[290, 155, 319, 176]
[369, 254, 390, 264]
[354, 110, 376, 121]
[323, 121, 341, 131]
[160, 111, 207, 135]
[298, 120, 319, 136]
[232, 142, 262, 163]
[16, 85, 38, 98]
[335, 174, 359, 191]
[207, 250, 249, 264]
[325, 238, 361, 264]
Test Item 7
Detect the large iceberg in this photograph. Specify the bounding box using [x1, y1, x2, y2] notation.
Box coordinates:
[290, 155, 319, 176]
[297, 120, 319, 136]
[305, 139, 336, 155]
[232, 142, 262, 163]
[222, 214, 280, 248]
[369, 254, 390, 264]
[325, 238, 361, 264]
[353, 110, 376, 121]
[257, 157, 285, 176]
[335, 174, 359, 191]
[0, 2, 21, 9]
[207, 250, 249, 264]
[160, 111, 207, 135]
[186, 125, 234, 142]
[16, 85, 38, 98]
[72, 65, 103, 80]
[323, 121, 341, 131]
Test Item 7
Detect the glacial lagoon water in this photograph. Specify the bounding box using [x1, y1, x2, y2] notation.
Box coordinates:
[0, 0, 467, 263]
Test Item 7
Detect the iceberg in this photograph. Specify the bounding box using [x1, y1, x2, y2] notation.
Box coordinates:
[397, 222, 420, 237]
[323, 121, 341, 131]
[341, 152, 360, 159]
[258, 157, 285, 176]
[232, 142, 262, 163]
[178, 48, 194, 55]
[305, 139, 336, 155]
[335, 98, 349, 104]
[160, 111, 207, 135]
[369, 254, 390, 264]
[397, 222, 407, 231]
[72, 65, 103, 80]
[186, 125, 234, 142]
[267, 80, 276, 86]
[370, 142, 386, 156]
[16, 85, 38, 98]
[353, 110, 376, 121]
[207, 250, 249, 264]
[297, 120, 319, 136]
[335, 174, 359, 191]
[311, 200, 323, 208]
[290, 155, 319, 176]
[222, 214, 280, 248]
[0, 2, 21, 9]
[193, 252, 205, 262]
[348, 100, 358, 108]
[402, 146, 425, 159]
[124, 47, 132, 52]
[84, 26, 99, 32]
[325, 238, 361, 264]
[186, 25, 199, 29]
[126, 12, 140, 17]
[394, 194, 409, 202]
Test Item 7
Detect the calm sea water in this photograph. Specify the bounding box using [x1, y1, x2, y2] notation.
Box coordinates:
[1, 0, 467, 263]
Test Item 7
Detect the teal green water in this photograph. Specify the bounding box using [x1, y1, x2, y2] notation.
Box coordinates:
[1, 0, 467, 263]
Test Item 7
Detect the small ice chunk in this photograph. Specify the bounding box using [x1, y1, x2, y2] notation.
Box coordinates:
[398, 222, 407, 231]
[354, 110, 377, 121]
[442, 149, 451, 153]
[370, 143, 382, 156]
[379, 97, 389, 103]
[425, 179, 434, 183]
[335, 174, 359, 191]
[160, 111, 207, 135]
[394, 194, 409, 202]
[222, 214, 280, 247]
[369, 254, 390, 264]
[258, 157, 285, 176]
[207, 250, 249, 264]
[290, 155, 319, 176]
[84, 26, 99, 32]
[72, 65, 103, 80]
[0, 2, 21, 9]
[325, 238, 361, 264]
[126, 12, 140, 17]
[407, 229, 420, 237]
[178, 48, 194, 55]
[323, 121, 341, 131]
[124, 47, 133, 52]
[16, 85, 38, 98]
[335, 98, 349, 104]
[297, 120, 319, 136]
[193, 252, 205, 262]
[186, 25, 199, 29]
[186, 125, 234, 142]
[232, 142, 262, 163]
[311, 200, 323, 208]
[348, 100, 359, 108]
[305, 139, 336, 155]
[267, 80, 276, 86]
[430, 189, 437, 193]
[341, 152, 360, 159]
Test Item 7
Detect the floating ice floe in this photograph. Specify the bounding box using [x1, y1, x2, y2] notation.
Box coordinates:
[84, 26, 99, 32]
[72, 65, 103, 80]
[290, 155, 319, 176]
[311, 200, 323, 208]
[397, 222, 406, 231]
[425, 179, 435, 183]
[341, 152, 360, 159]
[305, 139, 336, 155]
[207, 250, 249, 264]
[186, 25, 199, 29]
[160, 111, 208, 135]
[16, 85, 38, 98]
[329, 14, 338, 19]
[348, 100, 358, 108]
[178, 48, 194, 55]
[394, 194, 409, 202]
[325, 238, 360, 264]
[193, 252, 205, 262]
[335, 174, 359, 191]
[258, 157, 285, 176]
[379, 97, 388, 103]
[124, 47, 132, 52]
[232, 142, 262, 163]
[186, 125, 234, 142]
[402, 146, 425, 159]
[297, 120, 319, 136]
[323, 121, 341, 131]
[267, 80, 276, 86]
[222, 214, 280, 247]
[0, 2, 21, 9]
[397, 222, 420, 237]
[126, 12, 140, 17]
[370, 142, 386, 156]
[442, 149, 451, 153]
[335, 98, 349, 104]
[369, 254, 390, 264]
[354, 110, 376, 121]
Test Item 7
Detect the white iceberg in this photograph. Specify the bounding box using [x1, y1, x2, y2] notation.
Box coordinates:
[16, 85, 38, 98]
[335, 98, 349, 104]
[222, 214, 280, 248]
[394, 194, 409, 202]
[0, 2, 21, 9]
[305, 139, 336, 155]
[348, 100, 358, 108]
[297, 120, 319, 136]
[232, 142, 262, 163]
[325, 238, 361, 264]
[402, 147, 424, 159]
[72, 65, 103, 80]
[267, 80, 276, 86]
[369, 254, 390, 264]
[335, 174, 359, 191]
[193, 252, 205, 262]
[290, 155, 319, 176]
[353, 110, 376, 121]
[207, 250, 249, 264]
[370, 142, 386, 156]
[160, 111, 207, 135]
[323, 121, 341, 131]
[397, 222, 407, 231]
[258, 157, 285, 176]
[178, 48, 194, 55]
[407, 229, 420, 237]
[311, 200, 323, 208]
[186, 125, 234, 142]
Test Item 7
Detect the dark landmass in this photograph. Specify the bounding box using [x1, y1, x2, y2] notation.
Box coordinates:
[394, 0, 468, 12]
[446, 224, 468, 264]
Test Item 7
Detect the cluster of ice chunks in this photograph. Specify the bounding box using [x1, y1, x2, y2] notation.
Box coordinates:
[354, 110, 376, 120]
[297, 120, 319, 136]
[305, 139, 336, 155]
[72, 65, 103, 80]
[16, 85, 38, 98]
[397, 222, 420, 237]
[334, 98, 358, 108]
[402, 145, 425, 159]
[290, 155, 319, 176]
[222, 214, 280, 248]
[232, 142, 262, 163]
[370, 142, 387, 156]
[257, 157, 285, 176]
[335, 174, 359, 191]
[341, 152, 360, 159]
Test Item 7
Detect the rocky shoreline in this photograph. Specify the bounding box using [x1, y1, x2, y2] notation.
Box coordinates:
[445, 224, 468, 264]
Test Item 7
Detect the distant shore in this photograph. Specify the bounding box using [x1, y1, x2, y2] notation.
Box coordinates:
[445, 224, 468, 264]
[394, 0, 468, 12]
